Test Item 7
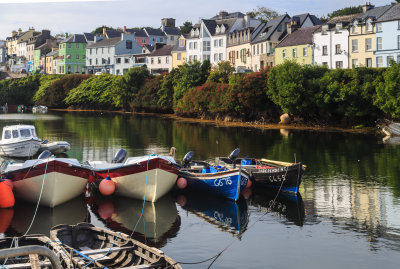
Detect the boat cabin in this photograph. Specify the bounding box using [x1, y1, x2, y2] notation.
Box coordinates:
[1, 125, 38, 141]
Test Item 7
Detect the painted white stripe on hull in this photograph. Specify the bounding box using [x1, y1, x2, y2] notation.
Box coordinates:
[13, 172, 88, 208]
[112, 168, 177, 202]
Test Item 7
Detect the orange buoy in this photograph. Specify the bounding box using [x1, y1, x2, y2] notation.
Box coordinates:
[0, 179, 15, 208]
[0, 208, 14, 233]
[245, 179, 252, 189]
[99, 176, 115, 196]
[176, 177, 187, 189]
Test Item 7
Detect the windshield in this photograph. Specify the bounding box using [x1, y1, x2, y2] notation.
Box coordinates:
[31, 129, 37, 137]
[20, 129, 31, 138]
[4, 130, 11, 139]
[12, 130, 19, 138]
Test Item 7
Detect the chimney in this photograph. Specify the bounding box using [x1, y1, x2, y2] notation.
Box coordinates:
[154, 43, 164, 50]
[11, 30, 17, 37]
[162, 18, 176, 28]
[219, 11, 228, 19]
[362, 2, 374, 13]
[102, 27, 106, 36]
[123, 26, 126, 33]
[18, 28, 22, 35]
[287, 19, 299, 34]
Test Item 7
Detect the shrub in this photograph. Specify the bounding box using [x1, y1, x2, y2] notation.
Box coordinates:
[374, 62, 400, 118]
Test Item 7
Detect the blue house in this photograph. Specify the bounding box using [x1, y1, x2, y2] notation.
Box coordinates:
[375, 4, 400, 67]
[143, 27, 166, 46]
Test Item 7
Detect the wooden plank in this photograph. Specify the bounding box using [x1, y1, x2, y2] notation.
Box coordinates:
[77, 246, 135, 256]
[29, 254, 40, 269]
[4, 261, 52, 268]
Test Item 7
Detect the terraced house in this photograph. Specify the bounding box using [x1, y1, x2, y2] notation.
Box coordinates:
[374, 4, 400, 67]
[58, 33, 94, 74]
[348, 3, 391, 68]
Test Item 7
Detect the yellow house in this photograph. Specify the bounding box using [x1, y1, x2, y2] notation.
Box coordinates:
[172, 35, 186, 68]
[275, 26, 320, 65]
[348, 4, 392, 68]
[45, 49, 58, 74]
[226, 27, 253, 70]
[6, 28, 36, 56]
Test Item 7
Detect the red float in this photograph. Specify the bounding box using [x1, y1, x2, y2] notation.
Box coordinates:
[0, 179, 15, 208]
[176, 177, 187, 189]
[99, 176, 116, 196]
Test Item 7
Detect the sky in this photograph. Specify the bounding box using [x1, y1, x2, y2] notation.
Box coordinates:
[0, 0, 395, 40]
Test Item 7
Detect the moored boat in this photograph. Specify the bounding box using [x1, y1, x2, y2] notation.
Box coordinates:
[89, 149, 179, 202]
[39, 140, 71, 154]
[0, 125, 41, 158]
[382, 121, 400, 137]
[178, 151, 250, 201]
[50, 222, 182, 268]
[217, 149, 306, 194]
[1, 150, 91, 207]
[32, 105, 48, 114]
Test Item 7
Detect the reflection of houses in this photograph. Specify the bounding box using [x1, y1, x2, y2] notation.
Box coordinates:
[147, 44, 174, 74]
[86, 33, 142, 74]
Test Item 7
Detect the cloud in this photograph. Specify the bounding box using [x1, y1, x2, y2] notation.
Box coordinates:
[0, 0, 116, 3]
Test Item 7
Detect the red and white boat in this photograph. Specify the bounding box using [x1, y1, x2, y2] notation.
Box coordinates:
[88, 150, 179, 202]
[1, 151, 91, 208]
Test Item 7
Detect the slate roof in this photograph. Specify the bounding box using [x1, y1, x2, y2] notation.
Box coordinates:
[376, 4, 400, 23]
[143, 44, 154, 52]
[202, 20, 217, 35]
[144, 27, 166, 36]
[163, 27, 180, 35]
[171, 45, 186, 52]
[106, 30, 122, 38]
[87, 37, 121, 48]
[354, 5, 392, 22]
[292, 13, 322, 26]
[83, 33, 95, 42]
[46, 50, 58, 57]
[276, 25, 321, 48]
[209, 12, 245, 20]
[126, 29, 148, 37]
[62, 34, 86, 43]
[314, 13, 361, 32]
[251, 14, 289, 44]
[150, 44, 174, 56]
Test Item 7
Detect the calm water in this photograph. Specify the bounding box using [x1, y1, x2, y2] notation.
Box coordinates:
[1, 111, 400, 269]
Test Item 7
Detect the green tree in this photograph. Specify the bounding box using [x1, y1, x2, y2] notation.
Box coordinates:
[207, 61, 235, 84]
[327, 6, 362, 20]
[91, 25, 118, 34]
[180, 21, 193, 34]
[374, 62, 400, 118]
[247, 6, 279, 23]
[157, 69, 178, 112]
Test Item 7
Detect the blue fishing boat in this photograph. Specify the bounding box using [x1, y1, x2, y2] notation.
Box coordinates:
[178, 152, 250, 201]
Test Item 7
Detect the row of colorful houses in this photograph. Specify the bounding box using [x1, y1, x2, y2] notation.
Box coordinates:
[1, 3, 400, 75]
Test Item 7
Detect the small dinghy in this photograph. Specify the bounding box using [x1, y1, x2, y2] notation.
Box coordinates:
[0, 235, 63, 268]
[50, 222, 181, 268]
[178, 151, 250, 201]
[39, 139, 71, 154]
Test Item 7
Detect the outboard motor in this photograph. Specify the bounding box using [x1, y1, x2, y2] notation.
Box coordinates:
[182, 151, 194, 168]
[41, 139, 49, 145]
[228, 148, 240, 168]
[112, 148, 127, 163]
[38, 150, 52, 160]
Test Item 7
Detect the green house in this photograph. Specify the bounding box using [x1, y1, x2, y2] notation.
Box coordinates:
[58, 34, 92, 74]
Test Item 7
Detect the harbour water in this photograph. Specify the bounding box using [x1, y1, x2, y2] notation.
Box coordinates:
[1, 111, 399, 268]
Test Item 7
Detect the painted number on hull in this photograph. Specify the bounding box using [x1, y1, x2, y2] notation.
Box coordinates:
[214, 211, 233, 226]
[268, 175, 286, 182]
[214, 177, 232, 187]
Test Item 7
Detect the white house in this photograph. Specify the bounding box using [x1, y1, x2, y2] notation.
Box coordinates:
[17, 41, 27, 58]
[186, 23, 203, 63]
[313, 14, 359, 69]
[147, 44, 174, 74]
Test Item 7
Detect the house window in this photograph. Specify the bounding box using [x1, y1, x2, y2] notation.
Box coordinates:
[152, 37, 156, 42]
[376, 23, 382, 32]
[89, 59, 92, 65]
[335, 44, 341, 54]
[351, 25, 357, 34]
[108, 57, 110, 64]
[219, 39, 223, 47]
[151, 58, 154, 64]
[365, 38, 372, 51]
[367, 21, 372, 32]
[83, 54, 85, 59]
[68, 43, 71, 48]
[376, 56, 383, 67]
[292, 48, 297, 58]
[352, 59, 358, 68]
[95, 58, 98, 65]
[142, 38, 146, 43]
[177, 53, 181, 60]
[126, 40, 132, 49]
[166, 57, 169, 64]
[377, 37, 382, 50]
[352, 40, 358, 52]
[282, 49, 286, 58]
[257, 44, 259, 55]
[203, 41, 210, 51]
[398, 35, 400, 49]
[278, 24, 282, 32]
[158, 57, 161, 64]
[214, 53, 218, 61]
[322, 46, 328, 55]
[76, 44, 79, 49]
[193, 55, 197, 61]
[193, 42, 197, 49]
[303, 47, 307, 56]
[125, 58, 129, 63]
[260, 44, 263, 54]
[219, 53, 223, 61]
[90, 48, 92, 55]
[171, 36, 174, 41]
[387, 56, 394, 66]
[366, 58, 372, 67]
[189, 42, 192, 49]
[253, 45, 255, 56]
[117, 58, 121, 64]
[214, 40, 218, 47]
[336, 61, 343, 68]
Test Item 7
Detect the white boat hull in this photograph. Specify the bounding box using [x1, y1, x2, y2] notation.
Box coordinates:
[0, 139, 41, 158]
[39, 141, 71, 154]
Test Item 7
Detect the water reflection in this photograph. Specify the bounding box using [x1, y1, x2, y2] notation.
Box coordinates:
[8, 196, 88, 236]
[88, 193, 180, 248]
[249, 189, 305, 226]
[176, 192, 249, 237]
